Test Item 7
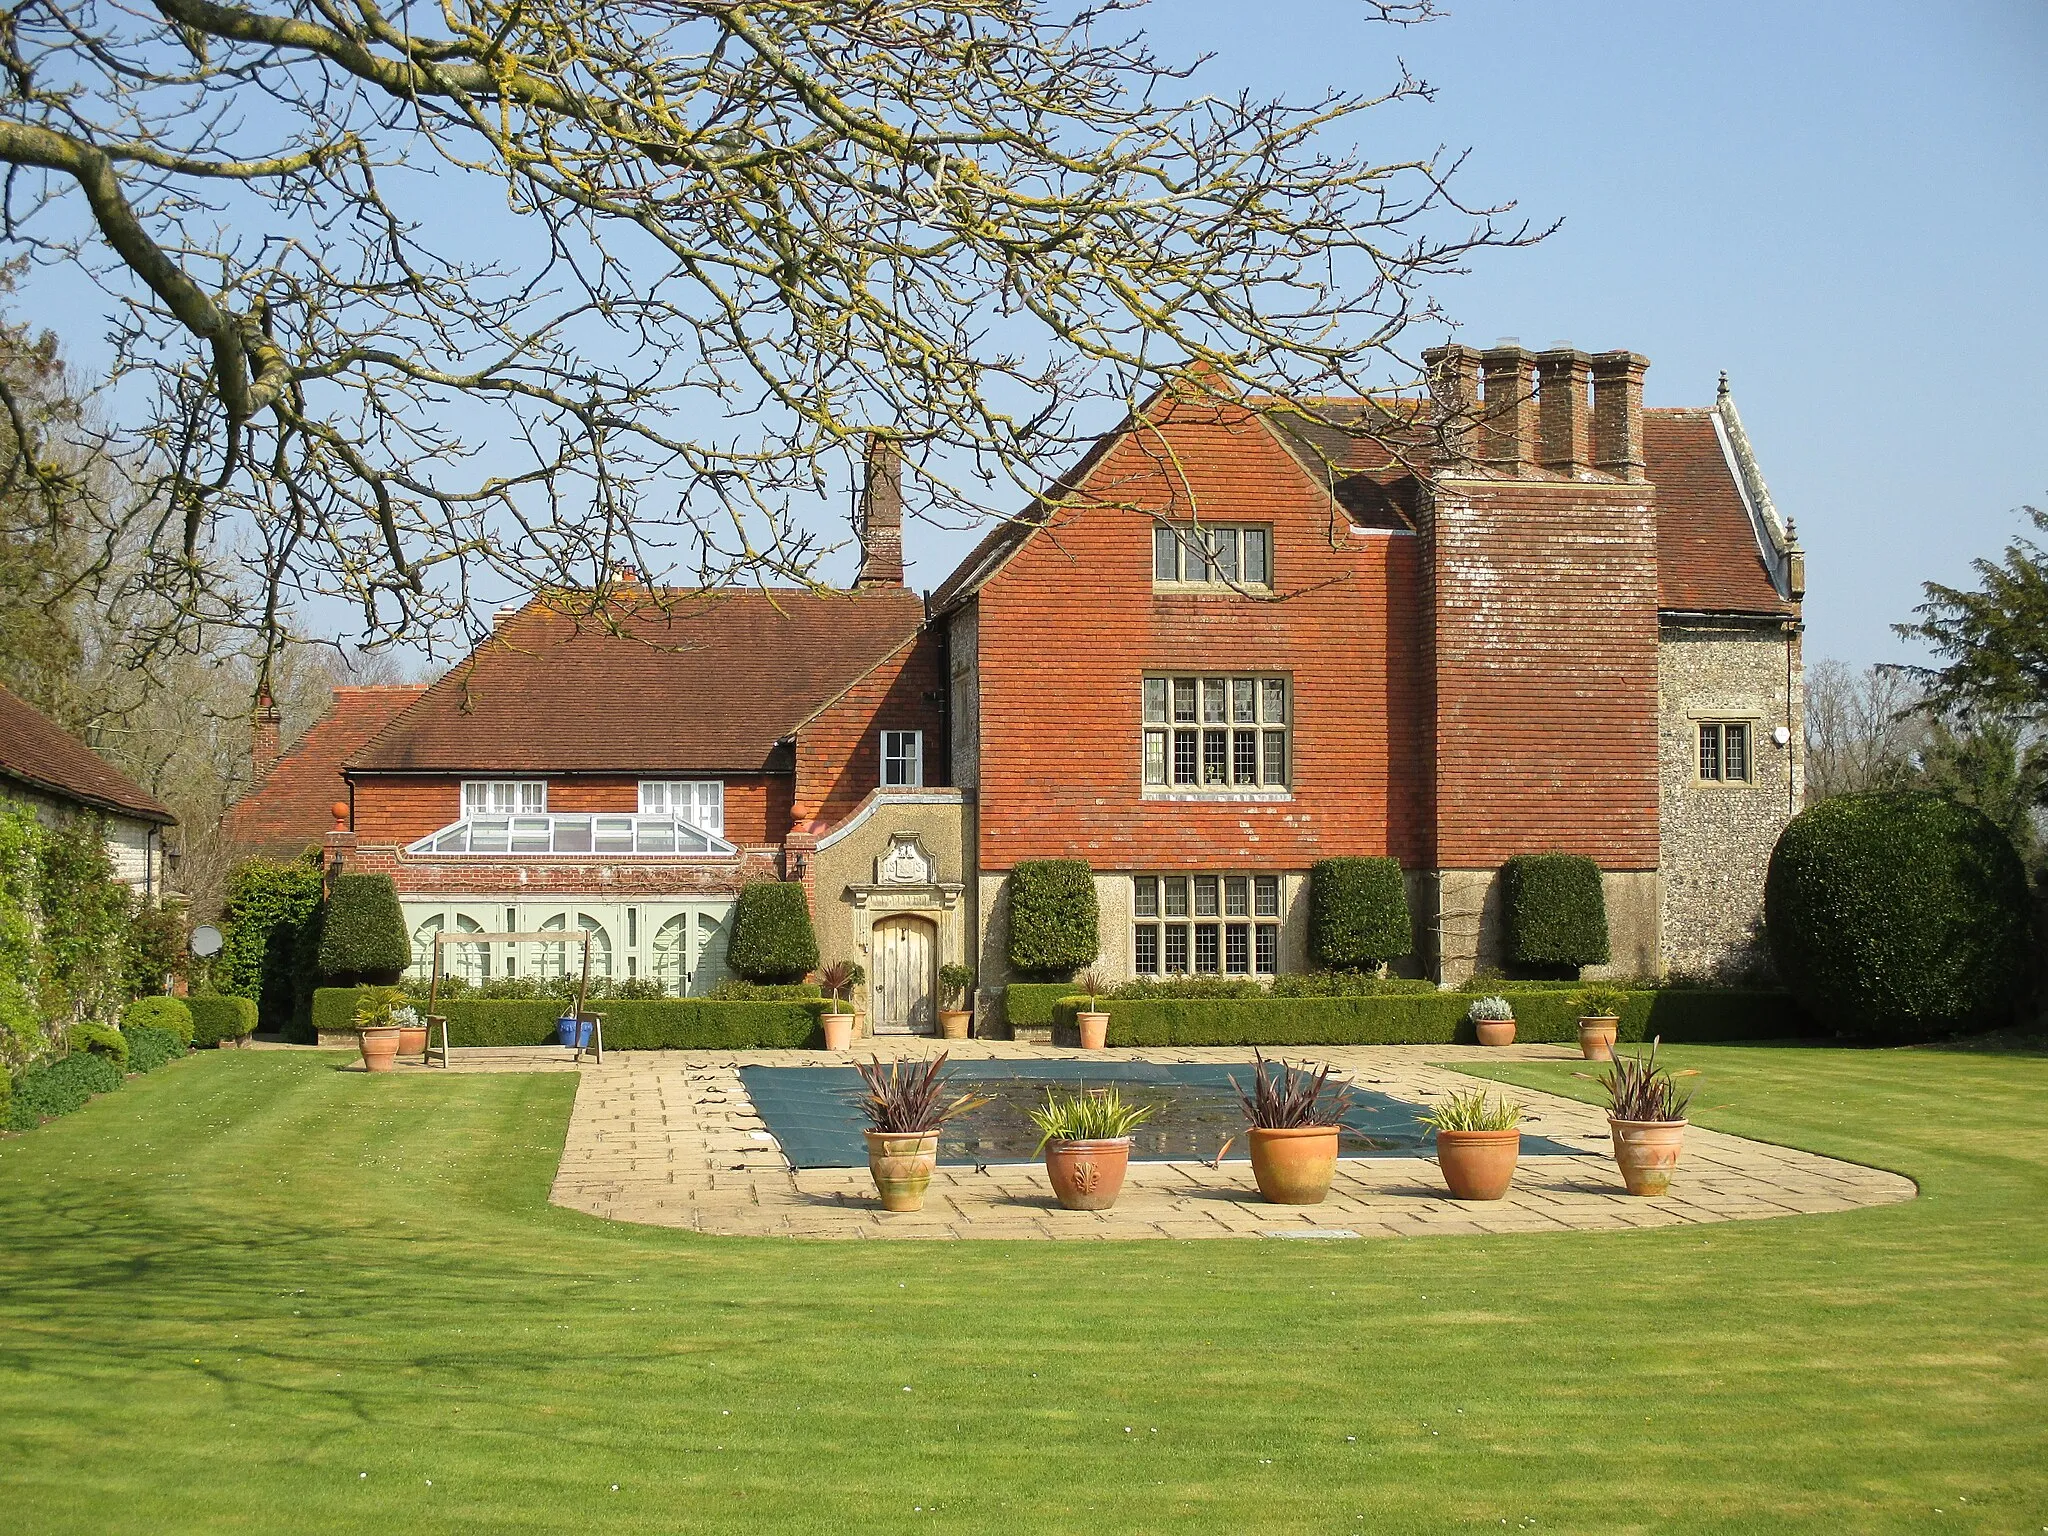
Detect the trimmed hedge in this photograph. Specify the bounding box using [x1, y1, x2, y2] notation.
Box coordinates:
[216, 857, 325, 1035]
[69, 1020, 129, 1069]
[1502, 853, 1610, 972]
[1766, 791, 2033, 1040]
[122, 995, 194, 1047]
[1003, 981, 1079, 1031]
[725, 882, 819, 983]
[1049, 988, 1812, 1048]
[1309, 857, 1413, 969]
[312, 987, 828, 1049]
[316, 873, 410, 987]
[1007, 860, 1099, 978]
[187, 995, 259, 1047]
[5, 1051, 122, 1129]
[124, 1024, 185, 1074]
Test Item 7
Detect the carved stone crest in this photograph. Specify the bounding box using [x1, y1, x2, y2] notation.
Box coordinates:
[876, 832, 936, 886]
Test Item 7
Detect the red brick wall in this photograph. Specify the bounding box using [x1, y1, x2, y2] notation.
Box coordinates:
[349, 773, 791, 847]
[1424, 477, 1660, 867]
[972, 398, 1429, 871]
[793, 633, 945, 829]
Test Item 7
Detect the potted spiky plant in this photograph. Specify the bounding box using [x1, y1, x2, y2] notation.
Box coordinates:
[937, 963, 975, 1040]
[1467, 994, 1516, 1047]
[1073, 969, 1111, 1050]
[1228, 1053, 1355, 1205]
[1572, 983, 1628, 1060]
[851, 1054, 991, 1212]
[818, 961, 861, 1052]
[1419, 1087, 1524, 1201]
[352, 987, 410, 1073]
[1590, 1037, 1697, 1196]
[1029, 1085, 1156, 1211]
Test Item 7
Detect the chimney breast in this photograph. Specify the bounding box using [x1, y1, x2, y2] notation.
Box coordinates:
[251, 693, 282, 783]
[1479, 346, 1537, 474]
[1590, 351, 1650, 480]
[855, 434, 905, 589]
[1535, 348, 1594, 476]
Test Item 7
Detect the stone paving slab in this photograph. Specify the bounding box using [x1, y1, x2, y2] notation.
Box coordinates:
[395, 1040, 1915, 1240]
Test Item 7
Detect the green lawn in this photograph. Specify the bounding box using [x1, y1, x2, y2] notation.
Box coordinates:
[0, 1046, 2043, 1534]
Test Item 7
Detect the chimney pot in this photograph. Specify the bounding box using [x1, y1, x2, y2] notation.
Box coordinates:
[493, 602, 523, 629]
[1535, 348, 1594, 476]
[855, 434, 906, 589]
[1479, 345, 1537, 475]
[1590, 351, 1650, 480]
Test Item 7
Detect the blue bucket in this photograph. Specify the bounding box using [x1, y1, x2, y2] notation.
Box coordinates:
[556, 1015, 592, 1048]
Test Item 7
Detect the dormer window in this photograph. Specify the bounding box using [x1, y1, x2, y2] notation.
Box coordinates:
[463, 780, 546, 815]
[1153, 524, 1272, 589]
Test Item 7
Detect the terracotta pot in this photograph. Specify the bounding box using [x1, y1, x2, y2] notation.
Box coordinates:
[1247, 1125, 1340, 1204]
[938, 1009, 972, 1041]
[1076, 1011, 1110, 1050]
[1577, 1016, 1618, 1061]
[358, 1025, 402, 1073]
[821, 1010, 854, 1051]
[1609, 1117, 1688, 1196]
[1475, 1017, 1517, 1048]
[1434, 1128, 1521, 1201]
[865, 1129, 940, 1212]
[397, 1023, 428, 1058]
[1044, 1136, 1132, 1211]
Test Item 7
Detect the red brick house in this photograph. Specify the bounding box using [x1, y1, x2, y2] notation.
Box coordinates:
[296, 341, 1802, 1030]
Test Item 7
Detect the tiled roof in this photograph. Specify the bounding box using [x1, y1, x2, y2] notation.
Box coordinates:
[0, 684, 175, 824]
[347, 588, 926, 775]
[222, 684, 427, 856]
[930, 392, 1794, 617]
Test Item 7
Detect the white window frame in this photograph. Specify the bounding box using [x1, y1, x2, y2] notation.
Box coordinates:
[881, 730, 924, 789]
[462, 779, 547, 816]
[1695, 720, 1755, 784]
[1152, 523, 1273, 589]
[1132, 873, 1283, 977]
[1142, 673, 1290, 793]
[638, 779, 725, 835]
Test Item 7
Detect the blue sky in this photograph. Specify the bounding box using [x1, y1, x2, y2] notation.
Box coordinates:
[22, 2, 2046, 670]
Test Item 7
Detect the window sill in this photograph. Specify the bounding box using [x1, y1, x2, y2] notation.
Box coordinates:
[1141, 790, 1294, 803]
[1150, 582, 1273, 596]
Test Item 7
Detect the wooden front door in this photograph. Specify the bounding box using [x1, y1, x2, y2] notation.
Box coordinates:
[870, 916, 937, 1035]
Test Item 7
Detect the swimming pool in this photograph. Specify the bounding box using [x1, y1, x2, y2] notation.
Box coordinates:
[737, 1059, 1593, 1169]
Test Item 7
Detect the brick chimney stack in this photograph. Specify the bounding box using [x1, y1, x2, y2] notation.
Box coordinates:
[855, 434, 905, 589]
[1479, 344, 1537, 475]
[1591, 351, 1650, 480]
[1422, 344, 1482, 470]
[251, 693, 282, 782]
[1535, 348, 1594, 476]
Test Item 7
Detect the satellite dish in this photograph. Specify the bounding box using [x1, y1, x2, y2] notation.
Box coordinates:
[189, 924, 225, 959]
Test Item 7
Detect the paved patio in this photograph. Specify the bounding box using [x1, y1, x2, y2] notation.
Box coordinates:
[399, 1040, 1916, 1240]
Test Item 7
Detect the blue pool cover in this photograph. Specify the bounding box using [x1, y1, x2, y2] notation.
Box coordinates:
[738, 1059, 1592, 1169]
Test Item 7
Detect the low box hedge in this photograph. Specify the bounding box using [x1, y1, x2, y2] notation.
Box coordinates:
[186, 995, 259, 1047]
[312, 988, 829, 1049]
[1048, 988, 1814, 1048]
[1003, 982, 1077, 1032]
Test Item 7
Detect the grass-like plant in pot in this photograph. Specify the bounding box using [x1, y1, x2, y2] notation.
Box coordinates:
[1467, 993, 1516, 1048]
[851, 1054, 992, 1212]
[1586, 1036, 1697, 1196]
[1073, 969, 1111, 1050]
[1571, 983, 1629, 1060]
[1418, 1087, 1524, 1201]
[1228, 1052, 1356, 1205]
[818, 961, 864, 1051]
[937, 963, 975, 1041]
[351, 986, 414, 1073]
[1029, 1085, 1157, 1211]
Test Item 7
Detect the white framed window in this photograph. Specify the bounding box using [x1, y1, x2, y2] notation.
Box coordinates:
[1133, 873, 1282, 976]
[1142, 673, 1289, 791]
[638, 780, 724, 835]
[1152, 523, 1272, 588]
[1697, 721, 1753, 784]
[462, 780, 546, 816]
[882, 730, 924, 788]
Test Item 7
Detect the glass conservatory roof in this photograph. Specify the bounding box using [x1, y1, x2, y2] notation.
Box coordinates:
[405, 813, 736, 858]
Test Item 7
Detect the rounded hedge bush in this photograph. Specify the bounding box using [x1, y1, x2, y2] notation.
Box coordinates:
[68, 1020, 130, 1070]
[1766, 792, 2032, 1039]
[1309, 857, 1412, 970]
[725, 882, 819, 983]
[1007, 860, 1099, 979]
[1502, 853, 1610, 973]
[122, 995, 194, 1047]
[316, 873, 410, 986]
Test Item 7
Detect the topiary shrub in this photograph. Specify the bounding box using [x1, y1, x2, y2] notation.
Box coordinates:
[724, 882, 819, 983]
[1766, 792, 2032, 1040]
[1501, 853, 1610, 974]
[68, 1020, 129, 1070]
[6, 1050, 122, 1128]
[316, 873, 410, 987]
[1007, 860, 1099, 979]
[216, 858, 326, 1034]
[124, 1024, 184, 1073]
[1309, 857, 1412, 970]
[122, 996, 194, 1048]
[186, 995, 259, 1048]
